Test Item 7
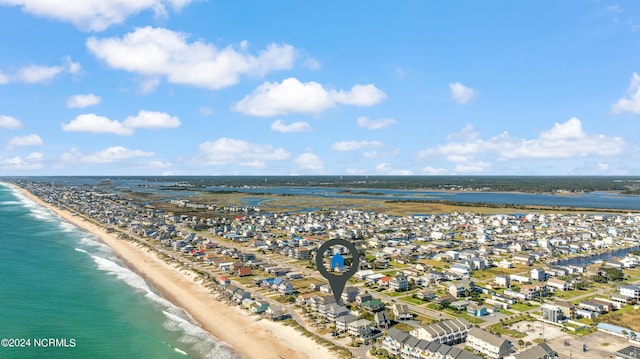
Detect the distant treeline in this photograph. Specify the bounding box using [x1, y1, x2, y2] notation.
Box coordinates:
[384, 199, 633, 213]
[337, 190, 385, 196]
[152, 176, 637, 193]
[37, 175, 640, 194]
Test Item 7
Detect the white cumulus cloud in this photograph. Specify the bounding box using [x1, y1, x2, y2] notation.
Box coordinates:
[0, 0, 193, 32]
[0, 152, 44, 170]
[87, 27, 296, 91]
[122, 110, 180, 129]
[14, 65, 64, 83]
[375, 163, 412, 175]
[198, 138, 291, 166]
[233, 77, 386, 117]
[294, 153, 324, 171]
[0, 115, 23, 129]
[449, 82, 475, 105]
[270, 119, 312, 133]
[62, 114, 133, 136]
[82, 146, 155, 163]
[612, 72, 640, 114]
[67, 93, 102, 108]
[331, 140, 384, 152]
[418, 118, 624, 164]
[1, 57, 81, 84]
[62, 110, 180, 135]
[356, 116, 397, 130]
[7, 134, 43, 149]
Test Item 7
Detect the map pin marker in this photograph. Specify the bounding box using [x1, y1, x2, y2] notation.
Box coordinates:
[316, 239, 360, 305]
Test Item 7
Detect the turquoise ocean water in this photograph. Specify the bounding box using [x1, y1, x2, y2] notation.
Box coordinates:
[0, 184, 239, 359]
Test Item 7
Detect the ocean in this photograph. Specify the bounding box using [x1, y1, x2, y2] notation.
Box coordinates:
[0, 184, 239, 359]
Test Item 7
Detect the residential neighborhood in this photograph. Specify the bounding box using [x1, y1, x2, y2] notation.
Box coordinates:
[16, 179, 640, 359]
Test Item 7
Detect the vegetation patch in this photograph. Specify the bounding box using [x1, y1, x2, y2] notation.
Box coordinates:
[597, 305, 640, 332]
[510, 302, 540, 311]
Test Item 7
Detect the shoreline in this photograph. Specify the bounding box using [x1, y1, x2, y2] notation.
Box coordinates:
[4, 182, 334, 359]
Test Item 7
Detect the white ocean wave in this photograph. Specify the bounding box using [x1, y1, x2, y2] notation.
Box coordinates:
[174, 347, 189, 356]
[77, 236, 115, 258]
[74, 248, 90, 255]
[58, 221, 77, 232]
[162, 310, 239, 359]
[0, 200, 21, 205]
[74, 249, 236, 358]
[9, 190, 59, 223]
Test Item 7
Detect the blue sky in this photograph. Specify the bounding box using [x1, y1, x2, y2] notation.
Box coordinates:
[1, 1, 640, 175]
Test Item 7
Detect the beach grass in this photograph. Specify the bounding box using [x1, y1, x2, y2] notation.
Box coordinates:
[281, 319, 353, 359]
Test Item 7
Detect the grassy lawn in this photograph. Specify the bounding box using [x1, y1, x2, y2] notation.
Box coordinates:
[389, 261, 409, 269]
[417, 259, 445, 268]
[400, 295, 425, 305]
[574, 327, 595, 336]
[498, 308, 515, 316]
[487, 323, 525, 338]
[553, 289, 594, 299]
[597, 304, 640, 331]
[394, 322, 415, 332]
[577, 318, 594, 325]
[413, 313, 434, 325]
[387, 290, 410, 297]
[289, 277, 319, 289]
[454, 312, 486, 324]
[235, 276, 256, 285]
[511, 302, 540, 311]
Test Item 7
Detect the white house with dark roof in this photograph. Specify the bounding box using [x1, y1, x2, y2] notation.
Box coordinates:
[392, 303, 412, 321]
[620, 285, 640, 300]
[347, 318, 371, 338]
[410, 318, 472, 345]
[466, 327, 513, 359]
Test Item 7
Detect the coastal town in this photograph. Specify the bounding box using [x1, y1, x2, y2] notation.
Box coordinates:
[13, 179, 640, 359]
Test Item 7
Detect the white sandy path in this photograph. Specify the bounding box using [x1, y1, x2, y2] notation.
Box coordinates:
[8, 183, 335, 359]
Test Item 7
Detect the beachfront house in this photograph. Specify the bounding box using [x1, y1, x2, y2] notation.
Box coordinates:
[341, 286, 359, 303]
[266, 306, 289, 321]
[335, 314, 358, 333]
[347, 319, 372, 338]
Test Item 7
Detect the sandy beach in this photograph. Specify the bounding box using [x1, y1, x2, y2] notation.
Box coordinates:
[7, 183, 335, 359]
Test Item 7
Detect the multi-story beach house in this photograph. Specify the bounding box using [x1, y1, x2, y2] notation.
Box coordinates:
[335, 314, 358, 333]
[347, 319, 372, 338]
[620, 285, 640, 301]
[410, 318, 472, 345]
[546, 277, 570, 292]
[466, 327, 513, 359]
[390, 275, 409, 292]
[541, 304, 563, 323]
[392, 303, 411, 321]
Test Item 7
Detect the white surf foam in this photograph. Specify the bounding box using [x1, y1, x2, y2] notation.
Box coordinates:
[77, 236, 115, 259]
[0, 200, 21, 205]
[174, 347, 189, 356]
[74, 249, 238, 358]
[10, 189, 60, 223]
[162, 310, 239, 359]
